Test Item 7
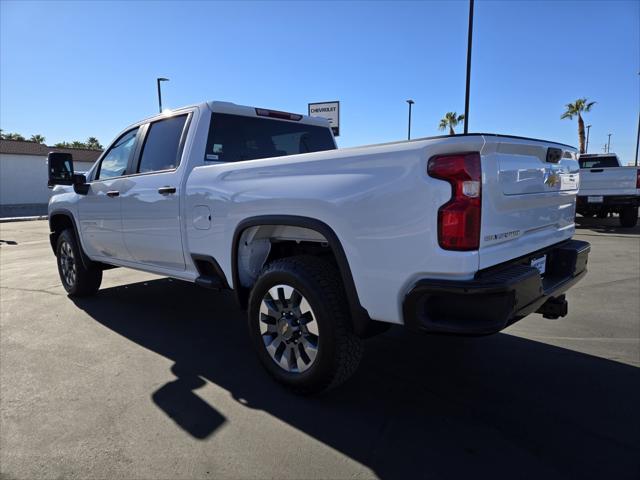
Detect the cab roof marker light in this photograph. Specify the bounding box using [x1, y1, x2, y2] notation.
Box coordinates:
[255, 108, 302, 121]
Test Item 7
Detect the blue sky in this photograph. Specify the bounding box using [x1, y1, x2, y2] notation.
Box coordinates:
[1, 1, 638, 162]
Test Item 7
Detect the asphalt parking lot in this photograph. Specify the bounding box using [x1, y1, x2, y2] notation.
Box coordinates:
[1, 218, 638, 480]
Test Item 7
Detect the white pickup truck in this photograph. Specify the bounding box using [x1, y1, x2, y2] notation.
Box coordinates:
[576, 153, 640, 227]
[47, 101, 590, 393]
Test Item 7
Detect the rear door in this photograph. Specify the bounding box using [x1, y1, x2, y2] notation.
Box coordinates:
[479, 137, 580, 269]
[119, 114, 190, 271]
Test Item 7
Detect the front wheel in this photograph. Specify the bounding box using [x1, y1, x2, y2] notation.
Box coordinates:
[620, 206, 639, 228]
[56, 229, 102, 296]
[247, 256, 363, 394]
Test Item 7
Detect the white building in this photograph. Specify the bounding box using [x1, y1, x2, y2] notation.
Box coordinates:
[0, 140, 101, 217]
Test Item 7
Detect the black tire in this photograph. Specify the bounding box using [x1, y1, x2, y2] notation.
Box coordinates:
[56, 229, 102, 296]
[247, 255, 363, 395]
[619, 206, 639, 228]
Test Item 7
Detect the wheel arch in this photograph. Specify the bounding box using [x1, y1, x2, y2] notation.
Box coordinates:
[48, 209, 94, 269]
[231, 215, 372, 336]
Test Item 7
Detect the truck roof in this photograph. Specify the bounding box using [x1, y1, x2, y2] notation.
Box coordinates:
[206, 101, 331, 128]
[125, 101, 331, 133]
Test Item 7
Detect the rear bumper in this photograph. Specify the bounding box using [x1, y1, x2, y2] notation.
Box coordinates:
[403, 240, 590, 335]
[577, 195, 640, 209]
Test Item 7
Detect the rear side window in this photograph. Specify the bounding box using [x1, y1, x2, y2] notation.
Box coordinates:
[96, 128, 138, 180]
[137, 115, 188, 173]
[579, 156, 619, 168]
[205, 113, 335, 163]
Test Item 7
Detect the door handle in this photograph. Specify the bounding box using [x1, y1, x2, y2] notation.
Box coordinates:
[106, 191, 120, 197]
[158, 186, 176, 195]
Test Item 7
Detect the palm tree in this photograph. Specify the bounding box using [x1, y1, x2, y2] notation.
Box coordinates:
[71, 140, 87, 149]
[85, 137, 103, 150]
[4, 132, 26, 141]
[561, 98, 596, 154]
[30, 134, 46, 144]
[438, 112, 465, 135]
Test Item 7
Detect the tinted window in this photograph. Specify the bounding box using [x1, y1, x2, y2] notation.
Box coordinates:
[96, 128, 138, 180]
[137, 115, 188, 173]
[579, 156, 619, 168]
[206, 113, 335, 163]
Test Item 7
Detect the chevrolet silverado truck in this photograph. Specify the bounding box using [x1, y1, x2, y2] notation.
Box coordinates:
[47, 101, 590, 393]
[576, 153, 640, 227]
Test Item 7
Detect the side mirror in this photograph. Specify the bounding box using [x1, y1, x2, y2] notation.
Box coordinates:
[48, 152, 75, 187]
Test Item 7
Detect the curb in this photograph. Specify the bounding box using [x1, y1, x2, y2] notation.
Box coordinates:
[0, 215, 48, 223]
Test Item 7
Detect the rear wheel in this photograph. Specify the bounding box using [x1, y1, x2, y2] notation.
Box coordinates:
[56, 229, 102, 296]
[248, 256, 363, 394]
[620, 206, 638, 228]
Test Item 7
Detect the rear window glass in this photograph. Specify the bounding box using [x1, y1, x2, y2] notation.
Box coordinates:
[137, 115, 188, 173]
[579, 156, 619, 168]
[205, 113, 335, 163]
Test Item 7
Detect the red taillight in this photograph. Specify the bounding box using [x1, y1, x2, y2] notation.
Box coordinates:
[636, 169, 640, 189]
[427, 153, 482, 251]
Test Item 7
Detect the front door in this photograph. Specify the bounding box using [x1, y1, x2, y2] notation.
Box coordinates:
[120, 114, 188, 271]
[77, 128, 139, 261]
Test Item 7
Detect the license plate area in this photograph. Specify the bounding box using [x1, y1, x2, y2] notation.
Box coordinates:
[588, 195, 604, 203]
[531, 255, 547, 276]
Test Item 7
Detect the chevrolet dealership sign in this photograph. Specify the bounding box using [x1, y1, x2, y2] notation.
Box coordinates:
[308, 101, 340, 136]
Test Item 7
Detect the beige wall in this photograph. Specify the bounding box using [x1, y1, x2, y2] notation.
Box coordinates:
[0, 154, 95, 205]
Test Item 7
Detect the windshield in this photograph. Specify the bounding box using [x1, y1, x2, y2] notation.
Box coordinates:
[205, 113, 335, 163]
[579, 156, 619, 168]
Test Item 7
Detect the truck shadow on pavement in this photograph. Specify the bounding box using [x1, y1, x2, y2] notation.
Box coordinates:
[73, 278, 640, 480]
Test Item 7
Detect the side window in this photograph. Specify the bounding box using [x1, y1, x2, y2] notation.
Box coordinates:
[137, 115, 188, 173]
[96, 128, 138, 180]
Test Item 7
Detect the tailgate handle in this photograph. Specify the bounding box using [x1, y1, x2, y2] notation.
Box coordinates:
[590, 168, 604, 173]
[546, 148, 562, 163]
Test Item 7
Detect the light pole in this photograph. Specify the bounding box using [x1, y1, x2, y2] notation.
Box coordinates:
[585, 125, 591, 153]
[157, 77, 169, 113]
[406, 99, 415, 140]
[463, 0, 474, 134]
[636, 72, 640, 167]
[607, 133, 612, 153]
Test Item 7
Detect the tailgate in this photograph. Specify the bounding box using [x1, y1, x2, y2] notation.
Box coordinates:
[579, 167, 639, 196]
[479, 136, 579, 269]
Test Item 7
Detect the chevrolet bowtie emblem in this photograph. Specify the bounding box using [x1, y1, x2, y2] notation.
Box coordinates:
[544, 171, 561, 187]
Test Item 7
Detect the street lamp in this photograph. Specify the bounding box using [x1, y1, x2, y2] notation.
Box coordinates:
[406, 99, 415, 140]
[585, 125, 591, 153]
[157, 77, 169, 113]
[463, 0, 474, 134]
[607, 133, 612, 153]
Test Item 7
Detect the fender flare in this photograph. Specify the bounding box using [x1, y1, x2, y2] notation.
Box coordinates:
[48, 209, 94, 270]
[231, 215, 372, 336]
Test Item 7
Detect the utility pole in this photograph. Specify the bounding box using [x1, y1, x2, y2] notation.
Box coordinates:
[406, 100, 415, 140]
[607, 133, 612, 153]
[635, 72, 639, 166]
[463, 0, 474, 134]
[585, 125, 591, 153]
[157, 77, 169, 113]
